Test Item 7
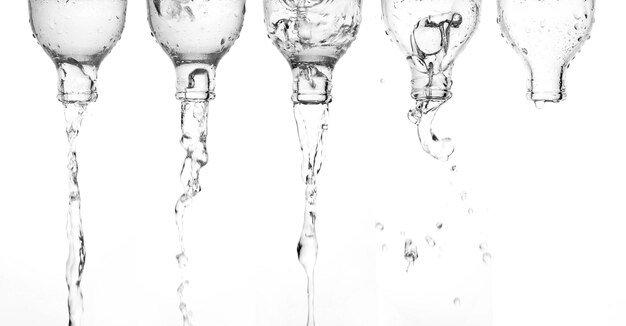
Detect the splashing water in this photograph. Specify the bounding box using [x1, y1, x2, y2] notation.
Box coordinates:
[404, 239, 419, 272]
[294, 103, 328, 326]
[405, 12, 466, 161]
[174, 100, 209, 326]
[408, 100, 454, 161]
[64, 103, 87, 326]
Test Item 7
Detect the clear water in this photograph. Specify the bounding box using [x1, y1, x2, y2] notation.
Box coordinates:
[64, 103, 88, 326]
[497, 0, 595, 105]
[147, 0, 245, 65]
[265, 0, 362, 66]
[29, 0, 127, 66]
[147, 2, 246, 324]
[174, 100, 210, 326]
[382, 0, 481, 161]
[264, 2, 362, 326]
[294, 103, 329, 326]
[29, 2, 128, 325]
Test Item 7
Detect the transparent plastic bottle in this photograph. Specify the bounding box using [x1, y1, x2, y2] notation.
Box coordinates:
[28, 1, 128, 325]
[382, 0, 482, 161]
[29, 0, 127, 103]
[497, 0, 596, 108]
[264, 1, 362, 326]
[147, 1, 246, 325]
[147, 0, 246, 100]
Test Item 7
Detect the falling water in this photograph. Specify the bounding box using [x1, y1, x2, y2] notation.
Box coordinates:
[174, 100, 210, 326]
[407, 12, 464, 161]
[64, 102, 88, 326]
[294, 103, 328, 326]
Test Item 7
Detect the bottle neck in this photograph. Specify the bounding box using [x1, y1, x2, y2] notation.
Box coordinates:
[174, 63, 216, 101]
[409, 64, 453, 101]
[291, 64, 333, 104]
[56, 62, 98, 104]
[527, 64, 567, 103]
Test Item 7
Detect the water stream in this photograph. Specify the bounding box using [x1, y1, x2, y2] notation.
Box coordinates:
[174, 99, 210, 326]
[63, 102, 88, 326]
[294, 103, 329, 326]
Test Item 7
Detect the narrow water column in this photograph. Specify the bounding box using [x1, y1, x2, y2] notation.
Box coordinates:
[58, 62, 98, 326]
[173, 64, 214, 326]
[292, 63, 332, 326]
[64, 101, 88, 326]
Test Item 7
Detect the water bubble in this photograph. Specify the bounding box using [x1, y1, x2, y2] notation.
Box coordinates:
[375, 222, 385, 232]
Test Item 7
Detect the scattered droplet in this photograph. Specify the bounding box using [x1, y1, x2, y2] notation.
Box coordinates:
[425, 236, 436, 247]
[482, 252, 492, 265]
[375, 222, 385, 232]
[404, 239, 419, 272]
[450, 165, 457, 172]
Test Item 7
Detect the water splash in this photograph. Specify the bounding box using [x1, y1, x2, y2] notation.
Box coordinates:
[174, 100, 209, 326]
[64, 103, 87, 326]
[404, 239, 419, 272]
[294, 103, 328, 326]
[408, 100, 454, 161]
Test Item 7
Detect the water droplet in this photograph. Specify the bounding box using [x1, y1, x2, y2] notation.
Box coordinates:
[534, 100, 546, 110]
[450, 165, 457, 172]
[436, 222, 443, 230]
[379, 78, 385, 84]
[375, 222, 385, 232]
[453, 297, 461, 306]
[482, 252, 492, 264]
[479, 242, 488, 251]
[467, 208, 474, 215]
[425, 236, 436, 247]
[404, 239, 419, 271]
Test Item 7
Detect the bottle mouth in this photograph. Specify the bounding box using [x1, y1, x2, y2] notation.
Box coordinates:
[291, 64, 333, 104]
[411, 88, 452, 101]
[174, 62, 216, 101]
[527, 90, 566, 103]
[56, 61, 98, 104]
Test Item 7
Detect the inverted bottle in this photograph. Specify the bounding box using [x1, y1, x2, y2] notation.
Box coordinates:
[382, 0, 482, 160]
[29, 1, 128, 326]
[497, 0, 596, 108]
[264, 1, 362, 326]
[147, 1, 246, 325]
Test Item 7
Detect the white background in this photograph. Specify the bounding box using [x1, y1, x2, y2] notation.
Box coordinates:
[1, 1, 625, 326]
